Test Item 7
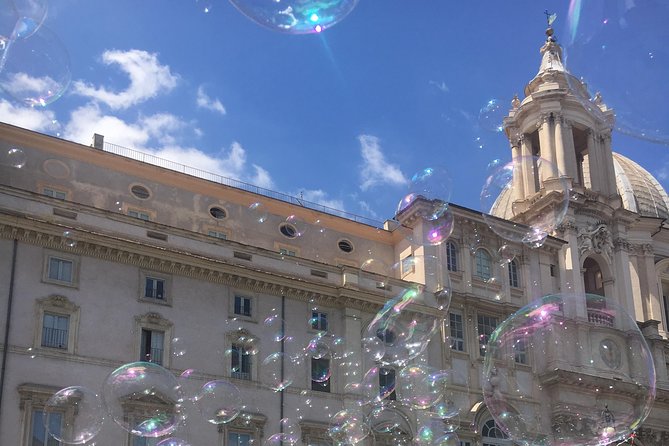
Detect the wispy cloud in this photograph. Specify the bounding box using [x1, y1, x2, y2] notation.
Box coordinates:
[298, 189, 345, 211]
[358, 134, 408, 191]
[429, 80, 449, 93]
[0, 99, 58, 132]
[72, 49, 178, 109]
[196, 86, 226, 115]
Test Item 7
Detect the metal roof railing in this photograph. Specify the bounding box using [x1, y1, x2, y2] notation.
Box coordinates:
[103, 141, 385, 228]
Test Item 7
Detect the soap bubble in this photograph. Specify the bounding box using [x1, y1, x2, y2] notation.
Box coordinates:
[195, 379, 242, 424]
[328, 409, 370, 444]
[157, 438, 190, 446]
[229, 0, 358, 34]
[399, 167, 452, 221]
[262, 352, 302, 391]
[280, 417, 302, 444]
[481, 156, 569, 248]
[284, 214, 307, 238]
[367, 401, 413, 434]
[249, 202, 268, 223]
[44, 386, 104, 444]
[263, 312, 290, 343]
[482, 293, 656, 446]
[563, 0, 669, 146]
[177, 369, 201, 403]
[2, 147, 26, 168]
[362, 335, 385, 362]
[102, 362, 184, 437]
[497, 244, 515, 264]
[0, 25, 71, 106]
[62, 230, 77, 248]
[357, 366, 397, 405]
[396, 365, 442, 410]
[420, 209, 454, 246]
[0, 0, 48, 40]
[172, 337, 186, 358]
[478, 98, 505, 133]
[265, 432, 298, 446]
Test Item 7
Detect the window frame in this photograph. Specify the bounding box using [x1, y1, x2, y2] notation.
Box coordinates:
[208, 229, 229, 240]
[378, 367, 397, 401]
[219, 412, 267, 446]
[311, 357, 332, 392]
[135, 312, 173, 368]
[42, 251, 79, 288]
[18, 384, 66, 446]
[225, 328, 259, 382]
[139, 271, 171, 305]
[42, 185, 69, 200]
[508, 259, 520, 288]
[513, 336, 529, 365]
[446, 241, 458, 272]
[474, 249, 493, 280]
[231, 295, 255, 320]
[41, 313, 70, 350]
[34, 295, 80, 355]
[310, 311, 328, 332]
[449, 311, 465, 352]
[477, 314, 499, 358]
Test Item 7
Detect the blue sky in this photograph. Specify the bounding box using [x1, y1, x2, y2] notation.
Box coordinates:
[1, 0, 668, 223]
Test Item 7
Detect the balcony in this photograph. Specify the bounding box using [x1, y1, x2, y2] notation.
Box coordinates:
[587, 308, 615, 327]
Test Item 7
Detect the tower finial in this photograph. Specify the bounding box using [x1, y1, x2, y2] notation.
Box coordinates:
[544, 10, 558, 42]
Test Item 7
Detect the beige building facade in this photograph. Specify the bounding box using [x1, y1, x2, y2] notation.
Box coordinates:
[0, 27, 668, 446]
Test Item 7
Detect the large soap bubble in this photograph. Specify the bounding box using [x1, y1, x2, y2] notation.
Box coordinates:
[482, 293, 656, 446]
[44, 386, 105, 444]
[328, 409, 370, 445]
[481, 156, 569, 248]
[0, 0, 48, 41]
[102, 362, 184, 437]
[229, 0, 359, 34]
[563, 0, 669, 146]
[195, 379, 242, 424]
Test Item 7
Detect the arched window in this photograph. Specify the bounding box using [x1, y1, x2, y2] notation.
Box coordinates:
[508, 259, 519, 288]
[482, 419, 509, 446]
[583, 257, 605, 296]
[475, 249, 492, 280]
[446, 241, 458, 272]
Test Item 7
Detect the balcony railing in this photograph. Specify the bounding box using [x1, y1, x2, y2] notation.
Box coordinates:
[42, 327, 68, 349]
[102, 141, 384, 228]
[231, 371, 251, 380]
[587, 308, 615, 327]
[143, 348, 164, 365]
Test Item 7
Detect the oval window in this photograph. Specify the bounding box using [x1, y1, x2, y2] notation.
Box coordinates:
[131, 185, 150, 199]
[338, 239, 354, 253]
[280, 223, 297, 238]
[209, 206, 227, 219]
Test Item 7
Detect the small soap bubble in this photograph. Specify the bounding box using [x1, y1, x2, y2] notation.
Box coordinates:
[280, 417, 302, 444]
[249, 202, 268, 224]
[172, 337, 186, 357]
[62, 230, 76, 248]
[263, 312, 289, 343]
[102, 362, 184, 437]
[2, 147, 26, 168]
[194, 0, 213, 14]
[361, 335, 385, 362]
[328, 409, 370, 445]
[262, 352, 301, 392]
[481, 156, 569, 248]
[396, 365, 442, 410]
[0, 25, 71, 107]
[177, 369, 201, 403]
[478, 98, 505, 133]
[44, 386, 104, 445]
[195, 379, 242, 424]
[229, 0, 358, 34]
[497, 244, 515, 264]
[284, 214, 306, 238]
[368, 402, 413, 434]
[421, 209, 454, 246]
[405, 167, 453, 221]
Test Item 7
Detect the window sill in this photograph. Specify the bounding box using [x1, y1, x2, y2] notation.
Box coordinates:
[229, 314, 257, 323]
[139, 296, 172, 306]
[42, 278, 78, 289]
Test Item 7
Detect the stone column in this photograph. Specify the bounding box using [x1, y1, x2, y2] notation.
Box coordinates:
[562, 120, 579, 182]
[601, 132, 617, 196]
[538, 115, 555, 182]
[586, 130, 601, 192]
[554, 115, 567, 177]
[627, 248, 645, 321]
[520, 134, 535, 195]
[511, 139, 525, 201]
[641, 245, 664, 322]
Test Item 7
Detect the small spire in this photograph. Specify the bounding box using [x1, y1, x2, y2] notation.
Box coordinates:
[511, 94, 521, 109]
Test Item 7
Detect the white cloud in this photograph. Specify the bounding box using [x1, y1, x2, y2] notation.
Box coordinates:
[2, 73, 61, 104]
[72, 49, 178, 109]
[0, 99, 58, 132]
[63, 103, 150, 148]
[196, 86, 226, 115]
[299, 189, 345, 211]
[251, 164, 274, 189]
[358, 134, 408, 191]
[429, 80, 449, 93]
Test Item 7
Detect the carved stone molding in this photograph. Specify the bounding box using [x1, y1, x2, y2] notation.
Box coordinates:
[612, 237, 630, 252]
[577, 223, 613, 260]
[638, 428, 669, 446]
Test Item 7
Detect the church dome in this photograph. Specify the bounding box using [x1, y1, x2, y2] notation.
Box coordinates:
[490, 153, 669, 220]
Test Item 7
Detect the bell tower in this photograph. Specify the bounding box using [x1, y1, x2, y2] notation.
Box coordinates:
[503, 24, 618, 203]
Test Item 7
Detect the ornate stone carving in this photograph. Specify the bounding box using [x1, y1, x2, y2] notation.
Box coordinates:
[612, 237, 630, 252]
[577, 223, 613, 259]
[511, 94, 521, 109]
[638, 428, 669, 446]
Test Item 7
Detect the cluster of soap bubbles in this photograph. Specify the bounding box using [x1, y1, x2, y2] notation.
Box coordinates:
[562, 0, 669, 146]
[0, 0, 71, 106]
[229, 0, 359, 34]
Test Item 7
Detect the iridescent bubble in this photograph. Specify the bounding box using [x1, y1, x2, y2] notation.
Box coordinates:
[229, 0, 359, 34]
[172, 337, 186, 357]
[478, 98, 505, 133]
[328, 409, 370, 445]
[263, 312, 290, 343]
[482, 293, 656, 446]
[44, 386, 104, 444]
[195, 379, 242, 424]
[403, 167, 453, 221]
[305, 334, 331, 360]
[0, 0, 48, 40]
[102, 362, 184, 437]
[0, 25, 71, 106]
[62, 230, 76, 248]
[361, 335, 385, 362]
[497, 244, 515, 264]
[249, 202, 268, 223]
[480, 156, 569, 248]
[487, 158, 502, 172]
[367, 401, 413, 434]
[177, 369, 201, 403]
[434, 433, 460, 446]
[284, 214, 306, 238]
[420, 209, 454, 246]
[280, 417, 302, 444]
[357, 366, 396, 405]
[563, 1, 669, 146]
[265, 432, 297, 446]
[157, 438, 191, 446]
[2, 147, 26, 168]
[262, 352, 301, 391]
[396, 365, 442, 410]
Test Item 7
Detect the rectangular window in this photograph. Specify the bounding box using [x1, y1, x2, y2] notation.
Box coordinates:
[144, 277, 165, 300]
[379, 368, 396, 400]
[279, 248, 296, 256]
[234, 296, 252, 317]
[508, 261, 520, 288]
[48, 257, 73, 283]
[514, 337, 528, 365]
[449, 312, 465, 352]
[141, 329, 164, 365]
[128, 209, 151, 221]
[228, 432, 251, 446]
[41, 313, 69, 349]
[31, 409, 62, 446]
[231, 343, 252, 380]
[208, 230, 228, 240]
[43, 187, 67, 200]
[311, 311, 328, 331]
[477, 315, 498, 357]
[550, 264, 557, 277]
[401, 255, 415, 275]
[446, 242, 458, 272]
[311, 357, 331, 392]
